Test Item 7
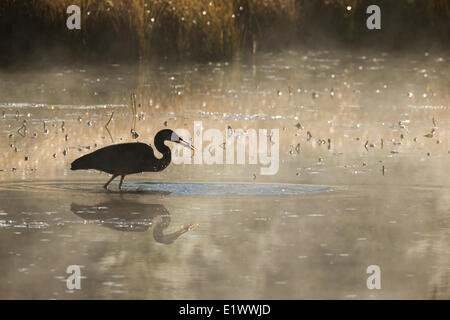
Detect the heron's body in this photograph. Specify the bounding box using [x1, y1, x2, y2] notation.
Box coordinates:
[71, 142, 170, 175]
[70, 129, 192, 190]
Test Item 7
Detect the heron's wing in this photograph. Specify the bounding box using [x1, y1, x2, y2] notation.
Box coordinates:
[72, 142, 154, 174]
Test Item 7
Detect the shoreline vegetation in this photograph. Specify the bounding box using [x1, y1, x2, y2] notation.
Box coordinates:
[0, 0, 449, 67]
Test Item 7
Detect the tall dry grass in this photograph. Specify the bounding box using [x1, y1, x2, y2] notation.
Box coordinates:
[0, 0, 448, 63]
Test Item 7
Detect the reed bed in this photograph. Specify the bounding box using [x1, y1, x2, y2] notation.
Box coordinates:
[0, 0, 448, 64]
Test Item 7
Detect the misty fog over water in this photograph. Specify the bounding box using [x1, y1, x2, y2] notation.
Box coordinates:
[0, 47, 449, 299]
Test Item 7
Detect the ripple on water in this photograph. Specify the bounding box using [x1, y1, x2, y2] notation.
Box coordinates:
[0, 181, 331, 196]
[0, 102, 128, 110]
[127, 182, 330, 196]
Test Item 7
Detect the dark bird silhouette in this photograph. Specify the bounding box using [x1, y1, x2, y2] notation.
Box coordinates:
[71, 199, 197, 244]
[70, 129, 194, 190]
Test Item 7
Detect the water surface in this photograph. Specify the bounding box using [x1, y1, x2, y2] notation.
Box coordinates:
[0, 49, 449, 299]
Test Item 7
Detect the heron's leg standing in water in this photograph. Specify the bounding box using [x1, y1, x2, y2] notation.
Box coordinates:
[103, 174, 118, 190]
[119, 175, 125, 190]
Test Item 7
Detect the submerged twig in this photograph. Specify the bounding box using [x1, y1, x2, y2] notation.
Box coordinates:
[130, 93, 139, 139]
[17, 120, 27, 137]
[424, 128, 435, 138]
[105, 112, 114, 143]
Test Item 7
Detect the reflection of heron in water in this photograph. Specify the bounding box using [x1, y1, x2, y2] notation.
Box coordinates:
[70, 199, 197, 244]
[70, 129, 195, 190]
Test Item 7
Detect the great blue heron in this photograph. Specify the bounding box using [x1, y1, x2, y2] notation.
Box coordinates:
[70, 129, 194, 190]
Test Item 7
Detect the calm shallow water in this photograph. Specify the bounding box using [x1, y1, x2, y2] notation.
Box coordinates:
[0, 49, 449, 299]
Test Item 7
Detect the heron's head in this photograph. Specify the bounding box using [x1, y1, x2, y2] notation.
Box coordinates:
[155, 129, 195, 150]
[169, 130, 195, 150]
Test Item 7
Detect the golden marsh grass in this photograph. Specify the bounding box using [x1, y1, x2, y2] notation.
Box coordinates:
[0, 0, 448, 62]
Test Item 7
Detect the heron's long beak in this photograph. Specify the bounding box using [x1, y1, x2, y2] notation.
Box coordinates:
[179, 137, 196, 151]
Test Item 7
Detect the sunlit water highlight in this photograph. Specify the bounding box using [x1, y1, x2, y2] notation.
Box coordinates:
[0, 49, 449, 299]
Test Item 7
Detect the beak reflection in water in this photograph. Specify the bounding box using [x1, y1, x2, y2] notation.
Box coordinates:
[70, 199, 197, 244]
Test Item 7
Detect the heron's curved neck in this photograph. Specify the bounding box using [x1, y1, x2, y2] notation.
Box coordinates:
[153, 134, 171, 171]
